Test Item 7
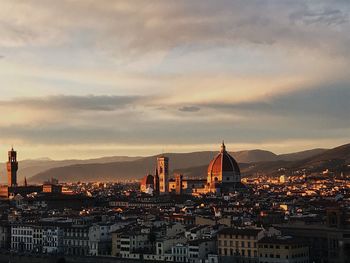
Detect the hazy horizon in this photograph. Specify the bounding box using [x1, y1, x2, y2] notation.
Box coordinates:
[1, 1, 349, 160]
[0, 141, 341, 163]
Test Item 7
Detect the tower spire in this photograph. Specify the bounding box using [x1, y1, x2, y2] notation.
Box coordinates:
[221, 140, 226, 153]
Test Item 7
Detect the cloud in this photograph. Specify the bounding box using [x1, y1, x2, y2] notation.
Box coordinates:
[197, 82, 350, 128]
[178, 106, 200, 112]
[290, 8, 348, 26]
[0, 1, 349, 58]
[0, 84, 349, 149]
[0, 95, 143, 112]
[0, 1, 349, 159]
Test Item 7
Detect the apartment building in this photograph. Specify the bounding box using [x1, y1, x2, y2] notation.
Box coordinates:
[258, 236, 309, 263]
[218, 228, 265, 263]
[63, 224, 90, 256]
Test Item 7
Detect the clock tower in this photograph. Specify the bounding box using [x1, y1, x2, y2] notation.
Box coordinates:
[7, 147, 18, 187]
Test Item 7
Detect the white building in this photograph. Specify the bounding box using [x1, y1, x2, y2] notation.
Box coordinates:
[171, 243, 188, 262]
[42, 226, 64, 254]
[119, 231, 151, 259]
[188, 238, 217, 263]
[89, 223, 114, 256]
[11, 225, 34, 252]
[32, 225, 43, 252]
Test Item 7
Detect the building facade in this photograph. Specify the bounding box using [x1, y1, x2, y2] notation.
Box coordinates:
[258, 236, 309, 263]
[63, 224, 90, 256]
[140, 142, 245, 196]
[157, 156, 169, 194]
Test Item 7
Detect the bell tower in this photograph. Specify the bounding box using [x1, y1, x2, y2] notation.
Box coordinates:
[7, 147, 18, 187]
[157, 156, 169, 194]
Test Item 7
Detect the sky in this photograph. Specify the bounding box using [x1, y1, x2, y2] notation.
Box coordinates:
[0, 0, 350, 161]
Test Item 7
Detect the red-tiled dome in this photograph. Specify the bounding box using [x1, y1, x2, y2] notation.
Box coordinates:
[140, 174, 154, 186]
[208, 142, 240, 175]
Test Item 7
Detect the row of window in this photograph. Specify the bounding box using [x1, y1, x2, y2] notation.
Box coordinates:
[259, 252, 308, 259]
[219, 234, 256, 240]
[12, 236, 32, 243]
[63, 239, 89, 246]
[12, 243, 33, 250]
[259, 244, 305, 249]
[219, 248, 258, 257]
[12, 229, 32, 235]
[219, 240, 257, 248]
[64, 231, 88, 237]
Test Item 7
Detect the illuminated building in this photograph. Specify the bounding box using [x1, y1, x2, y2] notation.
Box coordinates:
[157, 156, 169, 194]
[140, 142, 245, 196]
[7, 147, 18, 187]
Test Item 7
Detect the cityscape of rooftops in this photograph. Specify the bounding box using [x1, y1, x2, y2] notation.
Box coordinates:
[0, 1, 350, 263]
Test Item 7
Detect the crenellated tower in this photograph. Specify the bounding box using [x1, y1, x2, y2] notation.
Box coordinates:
[7, 147, 18, 187]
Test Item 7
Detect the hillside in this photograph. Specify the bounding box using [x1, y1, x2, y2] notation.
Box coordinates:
[0, 156, 141, 184]
[277, 148, 326, 161]
[291, 143, 350, 172]
[27, 147, 330, 183]
[238, 144, 350, 177]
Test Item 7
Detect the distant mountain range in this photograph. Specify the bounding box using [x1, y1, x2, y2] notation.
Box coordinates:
[0, 156, 140, 184]
[3, 146, 335, 184]
[174, 144, 350, 179]
[2, 144, 349, 184]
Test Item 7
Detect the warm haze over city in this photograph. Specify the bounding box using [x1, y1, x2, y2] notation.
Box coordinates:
[1, 2, 350, 263]
[1, 1, 350, 161]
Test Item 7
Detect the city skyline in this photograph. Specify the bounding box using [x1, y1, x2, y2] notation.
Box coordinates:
[1, 0, 350, 160]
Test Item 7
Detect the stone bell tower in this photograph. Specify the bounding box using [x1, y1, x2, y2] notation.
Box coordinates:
[7, 147, 18, 187]
[157, 156, 169, 194]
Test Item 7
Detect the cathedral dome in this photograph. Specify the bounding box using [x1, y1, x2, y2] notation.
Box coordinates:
[141, 174, 154, 186]
[207, 142, 241, 191]
[207, 142, 240, 176]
